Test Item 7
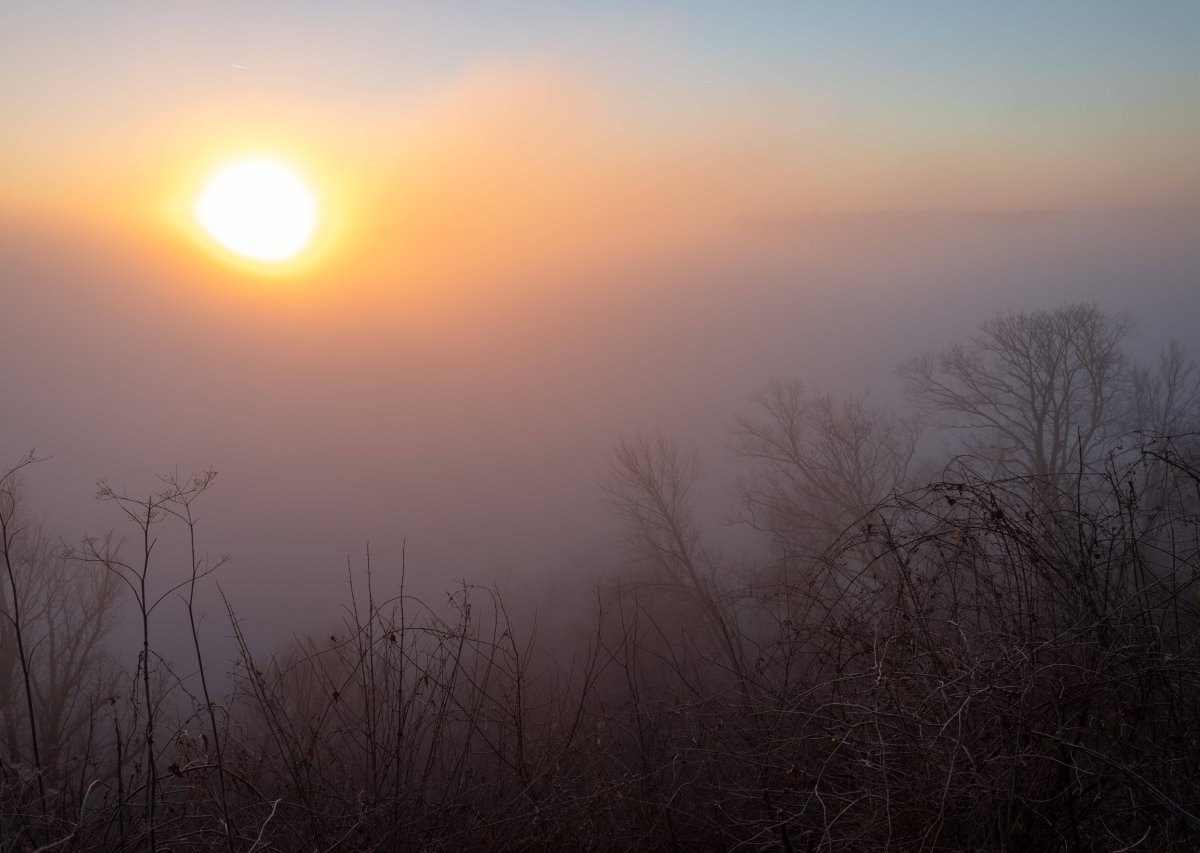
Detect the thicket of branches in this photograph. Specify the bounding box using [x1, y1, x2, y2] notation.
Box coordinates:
[3, 303, 1200, 851]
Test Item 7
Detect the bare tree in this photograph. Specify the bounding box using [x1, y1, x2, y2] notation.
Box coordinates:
[731, 380, 920, 560]
[1131, 339, 1200, 438]
[603, 434, 746, 682]
[0, 453, 122, 852]
[899, 302, 1134, 482]
[0, 457, 122, 769]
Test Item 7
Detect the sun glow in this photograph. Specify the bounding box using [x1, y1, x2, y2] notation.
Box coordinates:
[194, 159, 319, 263]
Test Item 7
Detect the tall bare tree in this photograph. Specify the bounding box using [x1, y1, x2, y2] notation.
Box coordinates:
[732, 381, 921, 560]
[898, 303, 1134, 481]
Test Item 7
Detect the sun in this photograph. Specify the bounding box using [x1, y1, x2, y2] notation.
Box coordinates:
[194, 158, 319, 263]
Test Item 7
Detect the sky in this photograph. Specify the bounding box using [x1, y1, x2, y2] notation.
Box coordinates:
[3, 2, 1200, 651]
[5, 1, 1200, 222]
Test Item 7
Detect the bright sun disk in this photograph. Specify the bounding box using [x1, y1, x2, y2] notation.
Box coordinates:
[194, 158, 318, 263]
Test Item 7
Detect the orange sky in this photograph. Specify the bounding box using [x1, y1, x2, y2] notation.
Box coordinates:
[5, 13, 1199, 293]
